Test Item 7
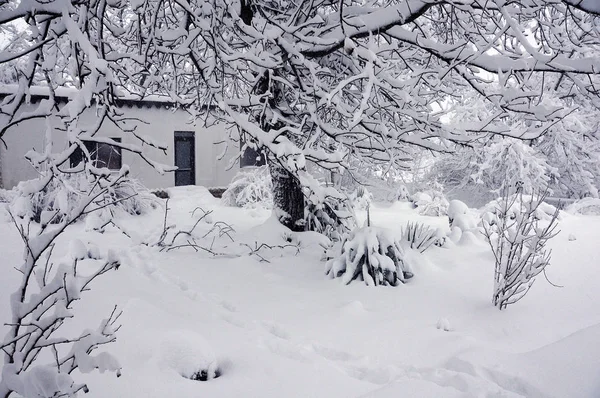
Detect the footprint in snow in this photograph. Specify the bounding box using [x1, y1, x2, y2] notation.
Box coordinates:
[220, 300, 237, 312]
[262, 321, 291, 340]
[310, 344, 359, 362]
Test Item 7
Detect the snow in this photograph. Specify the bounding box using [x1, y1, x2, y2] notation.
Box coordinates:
[1, 188, 600, 397]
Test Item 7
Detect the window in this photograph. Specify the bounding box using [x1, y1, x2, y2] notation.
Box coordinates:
[239, 134, 266, 168]
[70, 138, 122, 170]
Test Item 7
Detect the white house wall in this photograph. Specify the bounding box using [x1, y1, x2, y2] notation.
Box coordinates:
[0, 103, 240, 190]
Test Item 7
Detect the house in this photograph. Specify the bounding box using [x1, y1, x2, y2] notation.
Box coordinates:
[0, 86, 257, 191]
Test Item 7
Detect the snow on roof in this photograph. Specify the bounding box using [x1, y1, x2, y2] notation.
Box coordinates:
[0, 84, 190, 107]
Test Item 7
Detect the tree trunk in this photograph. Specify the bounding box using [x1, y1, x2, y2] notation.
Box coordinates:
[269, 159, 304, 232]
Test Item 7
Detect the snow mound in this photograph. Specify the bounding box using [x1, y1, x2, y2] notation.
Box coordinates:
[436, 317, 451, 331]
[448, 200, 468, 221]
[233, 216, 331, 259]
[168, 186, 220, 206]
[22, 366, 76, 398]
[156, 330, 220, 381]
[566, 198, 600, 216]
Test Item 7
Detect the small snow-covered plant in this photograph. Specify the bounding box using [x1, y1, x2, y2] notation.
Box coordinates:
[566, 198, 600, 216]
[325, 226, 413, 286]
[221, 166, 273, 209]
[401, 221, 438, 253]
[411, 182, 449, 216]
[108, 178, 161, 216]
[349, 185, 373, 211]
[447, 200, 469, 227]
[0, 188, 15, 203]
[305, 187, 356, 242]
[394, 185, 410, 202]
[413, 192, 449, 216]
[482, 189, 560, 310]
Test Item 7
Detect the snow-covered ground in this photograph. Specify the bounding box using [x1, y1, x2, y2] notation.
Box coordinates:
[1, 187, 599, 397]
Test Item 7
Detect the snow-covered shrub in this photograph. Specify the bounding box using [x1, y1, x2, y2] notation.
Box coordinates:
[412, 191, 449, 216]
[0, 189, 14, 223]
[394, 185, 410, 202]
[482, 190, 560, 310]
[447, 199, 480, 241]
[448, 200, 469, 226]
[11, 174, 159, 224]
[566, 198, 600, 216]
[1, 158, 144, 398]
[482, 193, 560, 223]
[305, 186, 357, 242]
[0, 188, 16, 203]
[325, 226, 414, 286]
[0, 225, 123, 397]
[108, 177, 161, 216]
[400, 221, 438, 253]
[221, 166, 273, 209]
[349, 185, 373, 211]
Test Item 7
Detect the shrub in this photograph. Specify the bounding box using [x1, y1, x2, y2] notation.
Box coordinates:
[11, 174, 159, 224]
[448, 200, 469, 226]
[349, 185, 373, 211]
[325, 226, 414, 286]
[400, 221, 438, 253]
[482, 189, 560, 310]
[305, 188, 356, 242]
[0, 188, 16, 203]
[221, 166, 273, 208]
[412, 186, 449, 216]
[566, 197, 600, 215]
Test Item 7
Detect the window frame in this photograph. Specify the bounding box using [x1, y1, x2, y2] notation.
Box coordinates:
[70, 138, 123, 171]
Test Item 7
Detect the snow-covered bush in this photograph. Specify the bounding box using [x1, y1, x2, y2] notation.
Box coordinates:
[400, 222, 438, 253]
[482, 190, 560, 310]
[349, 185, 373, 211]
[566, 198, 600, 216]
[325, 226, 413, 286]
[305, 186, 356, 242]
[0, 189, 14, 223]
[11, 174, 159, 224]
[412, 190, 449, 216]
[221, 166, 273, 209]
[394, 185, 410, 202]
[482, 193, 560, 223]
[447, 200, 480, 241]
[0, 188, 16, 203]
[109, 178, 162, 216]
[1, 169, 129, 398]
[448, 200, 469, 226]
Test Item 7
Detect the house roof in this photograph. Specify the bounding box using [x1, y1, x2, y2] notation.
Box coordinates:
[0, 84, 190, 109]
